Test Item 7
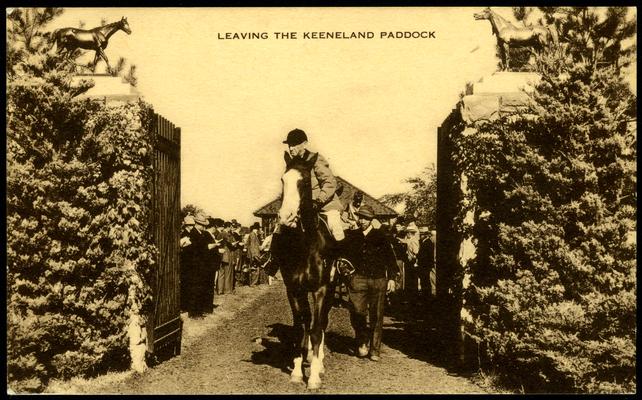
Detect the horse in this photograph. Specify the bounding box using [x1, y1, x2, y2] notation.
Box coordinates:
[273, 151, 339, 389]
[53, 16, 131, 70]
[474, 7, 558, 71]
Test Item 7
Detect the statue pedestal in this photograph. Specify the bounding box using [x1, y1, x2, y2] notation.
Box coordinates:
[72, 74, 140, 103]
[470, 71, 541, 95]
[461, 71, 541, 124]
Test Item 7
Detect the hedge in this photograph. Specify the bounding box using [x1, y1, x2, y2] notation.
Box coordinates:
[7, 60, 158, 392]
[452, 54, 636, 392]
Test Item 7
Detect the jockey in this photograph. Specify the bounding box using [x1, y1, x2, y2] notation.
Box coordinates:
[265, 128, 345, 276]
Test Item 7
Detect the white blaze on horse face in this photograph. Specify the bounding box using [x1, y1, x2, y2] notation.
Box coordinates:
[279, 168, 302, 228]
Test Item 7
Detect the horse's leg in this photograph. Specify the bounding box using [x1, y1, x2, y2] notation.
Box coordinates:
[92, 51, 101, 69]
[307, 285, 329, 390]
[496, 41, 505, 71]
[503, 42, 511, 71]
[308, 268, 334, 364]
[286, 289, 310, 383]
[318, 282, 335, 366]
[99, 48, 110, 71]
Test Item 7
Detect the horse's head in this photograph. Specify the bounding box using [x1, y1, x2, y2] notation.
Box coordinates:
[120, 16, 132, 35]
[473, 7, 492, 21]
[278, 152, 315, 229]
[474, 7, 511, 36]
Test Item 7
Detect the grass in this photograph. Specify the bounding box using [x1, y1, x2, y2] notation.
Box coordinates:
[470, 369, 518, 394]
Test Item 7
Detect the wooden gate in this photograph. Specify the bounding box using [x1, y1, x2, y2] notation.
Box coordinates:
[147, 112, 182, 360]
[436, 107, 465, 368]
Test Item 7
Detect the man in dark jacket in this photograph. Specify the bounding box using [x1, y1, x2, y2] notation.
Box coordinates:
[204, 217, 223, 312]
[180, 213, 210, 318]
[217, 221, 236, 295]
[416, 227, 435, 304]
[344, 205, 399, 362]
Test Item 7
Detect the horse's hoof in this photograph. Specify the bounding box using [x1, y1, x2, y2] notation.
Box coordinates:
[290, 375, 304, 384]
[307, 379, 322, 390]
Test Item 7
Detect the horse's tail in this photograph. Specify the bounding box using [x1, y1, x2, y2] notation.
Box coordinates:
[49, 29, 60, 49]
[50, 28, 64, 52]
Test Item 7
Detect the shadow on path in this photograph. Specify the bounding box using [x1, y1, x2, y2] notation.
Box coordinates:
[324, 331, 356, 357]
[246, 321, 358, 374]
[382, 296, 475, 378]
[245, 323, 294, 374]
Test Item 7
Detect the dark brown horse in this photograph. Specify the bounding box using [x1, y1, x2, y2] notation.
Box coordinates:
[53, 17, 131, 70]
[273, 152, 337, 389]
[474, 7, 558, 71]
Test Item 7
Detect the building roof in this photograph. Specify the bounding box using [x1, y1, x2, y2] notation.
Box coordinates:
[253, 176, 398, 218]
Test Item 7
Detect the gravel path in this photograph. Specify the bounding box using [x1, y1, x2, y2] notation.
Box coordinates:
[59, 280, 486, 394]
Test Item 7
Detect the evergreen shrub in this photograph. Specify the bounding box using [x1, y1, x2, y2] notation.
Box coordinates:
[454, 34, 636, 393]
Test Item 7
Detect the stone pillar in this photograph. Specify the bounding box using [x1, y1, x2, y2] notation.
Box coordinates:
[128, 313, 148, 373]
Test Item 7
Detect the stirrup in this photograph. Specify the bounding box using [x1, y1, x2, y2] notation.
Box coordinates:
[334, 257, 355, 277]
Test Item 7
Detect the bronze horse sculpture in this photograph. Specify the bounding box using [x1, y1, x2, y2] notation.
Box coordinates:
[272, 152, 339, 389]
[53, 17, 131, 70]
[474, 7, 558, 71]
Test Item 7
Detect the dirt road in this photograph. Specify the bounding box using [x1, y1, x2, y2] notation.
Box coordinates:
[59, 280, 486, 394]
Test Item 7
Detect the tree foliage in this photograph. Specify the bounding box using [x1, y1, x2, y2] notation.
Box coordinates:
[455, 7, 636, 393]
[6, 8, 64, 78]
[493, 7, 637, 73]
[380, 164, 437, 228]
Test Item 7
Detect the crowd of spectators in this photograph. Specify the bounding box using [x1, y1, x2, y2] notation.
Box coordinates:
[179, 203, 436, 320]
[179, 214, 273, 319]
[380, 216, 436, 308]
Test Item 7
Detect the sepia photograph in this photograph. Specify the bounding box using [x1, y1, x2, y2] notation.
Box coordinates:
[5, 5, 637, 394]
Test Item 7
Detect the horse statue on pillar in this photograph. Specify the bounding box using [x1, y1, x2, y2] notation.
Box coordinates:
[474, 7, 558, 71]
[271, 151, 339, 390]
[53, 16, 132, 70]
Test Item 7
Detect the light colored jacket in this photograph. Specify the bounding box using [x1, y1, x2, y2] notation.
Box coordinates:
[307, 151, 343, 212]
